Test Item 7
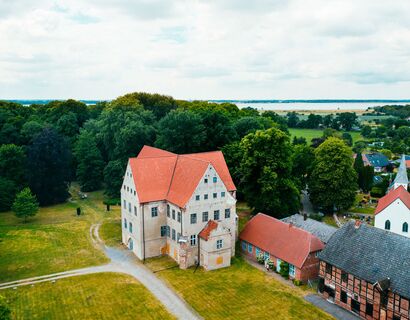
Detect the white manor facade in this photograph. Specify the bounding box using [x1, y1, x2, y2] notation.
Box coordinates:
[121, 146, 237, 270]
[375, 155, 410, 238]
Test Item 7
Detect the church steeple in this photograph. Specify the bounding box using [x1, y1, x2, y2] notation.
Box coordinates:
[392, 154, 408, 191]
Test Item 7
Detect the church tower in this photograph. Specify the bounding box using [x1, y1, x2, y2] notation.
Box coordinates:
[392, 154, 408, 191]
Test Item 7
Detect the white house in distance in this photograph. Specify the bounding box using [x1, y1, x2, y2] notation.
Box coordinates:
[375, 155, 410, 237]
[121, 145, 237, 270]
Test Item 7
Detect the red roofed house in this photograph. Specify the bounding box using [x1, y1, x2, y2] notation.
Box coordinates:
[240, 213, 325, 282]
[375, 155, 410, 238]
[121, 146, 237, 270]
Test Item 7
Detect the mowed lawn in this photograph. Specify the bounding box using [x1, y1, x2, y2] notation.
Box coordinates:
[146, 256, 334, 320]
[2, 273, 175, 320]
[100, 219, 122, 247]
[289, 128, 363, 143]
[0, 190, 115, 282]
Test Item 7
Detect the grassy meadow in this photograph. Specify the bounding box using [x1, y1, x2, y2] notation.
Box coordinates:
[145, 256, 334, 320]
[288, 128, 363, 143]
[2, 273, 175, 320]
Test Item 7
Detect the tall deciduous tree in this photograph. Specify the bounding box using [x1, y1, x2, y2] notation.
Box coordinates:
[104, 160, 126, 198]
[12, 187, 39, 223]
[27, 128, 72, 205]
[309, 137, 357, 213]
[362, 165, 374, 193]
[292, 144, 315, 190]
[156, 110, 206, 154]
[75, 130, 104, 191]
[0, 144, 26, 187]
[0, 177, 17, 212]
[240, 128, 300, 217]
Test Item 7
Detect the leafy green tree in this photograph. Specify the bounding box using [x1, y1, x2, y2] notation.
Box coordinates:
[75, 130, 105, 191]
[261, 111, 288, 132]
[12, 187, 39, 223]
[292, 136, 307, 145]
[309, 137, 357, 213]
[0, 295, 11, 320]
[104, 160, 126, 197]
[335, 112, 357, 131]
[0, 177, 17, 212]
[233, 116, 272, 138]
[27, 128, 72, 205]
[362, 165, 374, 193]
[238, 107, 259, 117]
[292, 145, 315, 190]
[0, 144, 26, 187]
[20, 120, 45, 144]
[156, 110, 206, 153]
[342, 132, 353, 146]
[352, 141, 366, 154]
[240, 128, 300, 217]
[286, 112, 299, 128]
[221, 142, 244, 196]
[361, 125, 372, 138]
[354, 152, 365, 191]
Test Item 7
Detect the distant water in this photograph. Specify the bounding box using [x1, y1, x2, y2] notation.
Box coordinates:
[3, 99, 410, 111]
[212, 100, 410, 111]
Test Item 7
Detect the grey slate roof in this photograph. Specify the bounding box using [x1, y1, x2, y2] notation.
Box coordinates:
[393, 154, 409, 187]
[365, 153, 389, 168]
[318, 221, 410, 299]
[281, 214, 337, 243]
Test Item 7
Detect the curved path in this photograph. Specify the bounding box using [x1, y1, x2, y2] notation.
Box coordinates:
[1, 223, 201, 320]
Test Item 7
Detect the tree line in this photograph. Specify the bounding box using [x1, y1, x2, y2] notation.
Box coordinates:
[0, 92, 360, 219]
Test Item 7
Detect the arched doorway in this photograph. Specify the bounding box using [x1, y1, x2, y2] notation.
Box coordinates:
[128, 238, 133, 250]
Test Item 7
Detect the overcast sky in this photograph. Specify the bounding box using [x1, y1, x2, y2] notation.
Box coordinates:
[1, 0, 410, 100]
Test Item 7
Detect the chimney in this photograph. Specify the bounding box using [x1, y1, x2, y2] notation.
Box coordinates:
[303, 213, 308, 221]
[354, 220, 361, 229]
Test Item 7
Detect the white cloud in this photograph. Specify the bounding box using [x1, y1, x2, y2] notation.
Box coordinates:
[0, 0, 409, 99]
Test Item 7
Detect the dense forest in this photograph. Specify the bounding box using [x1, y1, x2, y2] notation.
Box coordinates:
[1, 92, 405, 218]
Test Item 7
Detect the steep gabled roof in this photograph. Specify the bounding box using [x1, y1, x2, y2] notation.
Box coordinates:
[281, 214, 337, 243]
[199, 220, 219, 241]
[393, 154, 409, 187]
[129, 146, 236, 208]
[364, 153, 389, 168]
[240, 213, 324, 269]
[318, 221, 410, 299]
[375, 185, 410, 215]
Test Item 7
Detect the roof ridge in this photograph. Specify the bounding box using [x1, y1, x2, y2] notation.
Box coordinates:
[165, 155, 179, 201]
[179, 154, 211, 163]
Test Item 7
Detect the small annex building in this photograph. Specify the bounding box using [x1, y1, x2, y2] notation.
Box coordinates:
[318, 220, 410, 320]
[239, 213, 325, 282]
[354, 153, 390, 173]
[375, 155, 410, 238]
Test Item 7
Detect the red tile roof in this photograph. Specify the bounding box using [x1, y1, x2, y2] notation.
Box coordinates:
[406, 160, 410, 168]
[129, 146, 236, 207]
[199, 220, 219, 241]
[375, 185, 410, 215]
[239, 213, 324, 269]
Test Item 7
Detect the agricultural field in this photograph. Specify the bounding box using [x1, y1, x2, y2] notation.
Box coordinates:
[145, 256, 334, 320]
[288, 128, 363, 143]
[2, 273, 175, 320]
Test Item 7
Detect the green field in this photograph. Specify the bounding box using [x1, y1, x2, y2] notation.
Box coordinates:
[2, 273, 175, 320]
[145, 256, 334, 320]
[0, 187, 121, 282]
[289, 128, 363, 143]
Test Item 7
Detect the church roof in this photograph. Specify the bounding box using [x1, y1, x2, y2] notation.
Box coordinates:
[375, 185, 410, 215]
[393, 154, 409, 187]
[129, 146, 236, 208]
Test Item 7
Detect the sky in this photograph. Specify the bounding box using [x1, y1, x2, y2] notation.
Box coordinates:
[0, 0, 410, 100]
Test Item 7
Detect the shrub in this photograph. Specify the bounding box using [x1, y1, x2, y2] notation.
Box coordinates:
[279, 261, 289, 279]
[370, 187, 384, 198]
[293, 279, 302, 286]
[256, 254, 265, 264]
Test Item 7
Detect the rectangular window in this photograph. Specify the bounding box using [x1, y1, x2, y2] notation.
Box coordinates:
[127, 186, 129, 192]
[134, 206, 137, 216]
[123, 200, 126, 209]
[204, 178, 208, 183]
[214, 210, 220, 220]
[128, 202, 131, 212]
[177, 212, 181, 223]
[151, 207, 158, 217]
[213, 193, 217, 199]
[242, 241, 247, 251]
[325, 263, 332, 275]
[204, 194, 208, 200]
[124, 185, 126, 190]
[216, 239, 223, 249]
[190, 213, 197, 224]
[166, 226, 170, 238]
[167, 205, 170, 217]
[160, 226, 167, 237]
[129, 222, 133, 233]
[172, 229, 176, 241]
[264, 252, 269, 260]
[225, 208, 231, 219]
[190, 234, 196, 246]
[172, 209, 176, 220]
[134, 190, 136, 196]
[195, 195, 200, 201]
[341, 291, 347, 303]
[341, 271, 348, 282]
[366, 302, 373, 316]
[381, 292, 388, 308]
[213, 177, 217, 183]
[124, 218, 127, 228]
[255, 247, 260, 256]
[221, 191, 225, 197]
[289, 264, 295, 277]
[202, 211, 209, 222]
[247, 243, 253, 253]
